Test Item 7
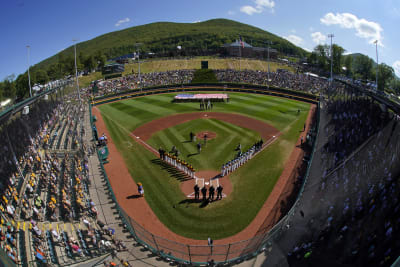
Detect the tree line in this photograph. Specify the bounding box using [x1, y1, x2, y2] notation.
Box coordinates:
[306, 44, 400, 92]
[0, 51, 107, 103]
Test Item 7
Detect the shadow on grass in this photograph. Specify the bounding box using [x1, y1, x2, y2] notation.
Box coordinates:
[187, 153, 199, 158]
[178, 198, 210, 208]
[150, 158, 192, 182]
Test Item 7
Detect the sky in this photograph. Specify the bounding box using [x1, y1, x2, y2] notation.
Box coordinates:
[1, 0, 400, 80]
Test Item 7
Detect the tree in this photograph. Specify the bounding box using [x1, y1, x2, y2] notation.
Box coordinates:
[344, 55, 353, 77]
[376, 63, 395, 91]
[0, 81, 4, 102]
[2, 75, 16, 99]
[95, 51, 107, 69]
[314, 44, 329, 71]
[353, 54, 374, 80]
[332, 44, 345, 74]
[84, 55, 97, 72]
[15, 73, 30, 99]
[389, 78, 400, 94]
[35, 69, 49, 84]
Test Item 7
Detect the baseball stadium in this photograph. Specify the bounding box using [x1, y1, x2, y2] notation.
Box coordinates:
[1, 14, 400, 267]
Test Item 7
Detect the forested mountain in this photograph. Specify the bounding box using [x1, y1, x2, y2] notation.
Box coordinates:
[37, 18, 307, 70]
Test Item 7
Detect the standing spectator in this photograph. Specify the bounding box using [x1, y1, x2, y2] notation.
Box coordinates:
[137, 183, 144, 197]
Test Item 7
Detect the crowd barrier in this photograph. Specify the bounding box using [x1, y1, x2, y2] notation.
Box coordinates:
[89, 88, 320, 265]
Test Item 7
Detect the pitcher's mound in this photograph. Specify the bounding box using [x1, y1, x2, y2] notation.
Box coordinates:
[196, 131, 217, 141]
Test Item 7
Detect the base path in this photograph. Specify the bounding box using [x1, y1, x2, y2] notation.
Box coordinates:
[132, 112, 279, 142]
[92, 106, 316, 247]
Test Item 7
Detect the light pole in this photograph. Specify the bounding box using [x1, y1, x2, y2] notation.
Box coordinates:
[328, 34, 334, 82]
[135, 43, 142, 91]
[264, 40, 272, 87]
[72, 39, 81, 101]
[374, 40, 379, 91]
[26, 45, 32, 98]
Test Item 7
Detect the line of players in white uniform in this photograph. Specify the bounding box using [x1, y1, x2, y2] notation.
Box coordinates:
[220, 140, 264, 177]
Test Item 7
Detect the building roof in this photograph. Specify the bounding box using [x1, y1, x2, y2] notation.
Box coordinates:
[223, 40, 253, 48]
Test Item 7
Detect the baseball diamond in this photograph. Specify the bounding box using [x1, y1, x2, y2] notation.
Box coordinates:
[91, 90, 315, 263]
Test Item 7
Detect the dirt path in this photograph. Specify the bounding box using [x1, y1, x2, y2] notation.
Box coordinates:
[92, 105, 316, 249]
[132, 112, 279, 142]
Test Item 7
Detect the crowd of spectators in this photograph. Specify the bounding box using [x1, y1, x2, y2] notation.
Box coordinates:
[86, 70, 194, 98]
[323, 97, 390, 165]
[286, 97, 400, 267]
[214, 69, 345, 94]
[0, 92, 108, 264]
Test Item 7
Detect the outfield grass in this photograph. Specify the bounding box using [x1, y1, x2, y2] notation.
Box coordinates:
[99, 92, 310, 239]
[79, 58, 294, 88]
[147, 118, 261, 171]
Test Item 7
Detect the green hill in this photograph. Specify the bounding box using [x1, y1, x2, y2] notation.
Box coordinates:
[37, 18, 307, 70]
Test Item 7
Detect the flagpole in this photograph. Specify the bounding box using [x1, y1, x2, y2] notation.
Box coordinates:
[239, 39, 241, 72]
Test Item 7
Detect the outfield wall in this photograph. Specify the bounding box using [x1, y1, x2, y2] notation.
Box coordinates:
[89, 88, 320, 265]
[91, 83, 318, 106]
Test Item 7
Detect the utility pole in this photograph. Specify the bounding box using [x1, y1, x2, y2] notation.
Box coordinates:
[72, 39, 81, 101]
[26, 45, 32, 98]
[328, 34, 334, 82]
[374, 40, 379, 91]
[135, 43, 142, 91]
[265, 40, 272, 88]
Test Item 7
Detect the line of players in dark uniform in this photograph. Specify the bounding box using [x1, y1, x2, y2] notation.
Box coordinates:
[221, 139, 263, 177]
[194, 183, 223, 202]
[158, 147, 195, 178]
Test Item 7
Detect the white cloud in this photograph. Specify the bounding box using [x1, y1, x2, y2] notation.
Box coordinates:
[290, 29, 296, 33]
[240, 0, 275, 15]
[240, 5, 261, 15]
[320, 12, 383, 45]
[311, 32, 327, 44]
[284, 35, 303, 46]
[228, 10, 236, 15]
[393, 60, 400, 77]
[193, 20, 201, 23]
[115, 17, 130, 27]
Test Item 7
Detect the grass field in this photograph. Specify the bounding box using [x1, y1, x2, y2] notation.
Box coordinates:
[98, 92, 310, 239]
[79, 57, 294, 88]
[147, 118, 261, 171]
[123, 57, 294, 75]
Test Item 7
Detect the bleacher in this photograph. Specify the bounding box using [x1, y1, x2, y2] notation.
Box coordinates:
[0, 96, 113, 266]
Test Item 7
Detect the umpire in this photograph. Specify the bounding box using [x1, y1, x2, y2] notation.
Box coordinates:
[216, 185, 223, 200]
[201, 186, 207, 201]
[194, 184, 200, 200]
[209, 185, 215, 201]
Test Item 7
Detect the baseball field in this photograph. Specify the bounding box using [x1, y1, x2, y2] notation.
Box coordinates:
[95, 91, 311, 240]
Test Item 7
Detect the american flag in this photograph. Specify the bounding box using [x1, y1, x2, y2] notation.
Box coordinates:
[239, 35, 244, 48]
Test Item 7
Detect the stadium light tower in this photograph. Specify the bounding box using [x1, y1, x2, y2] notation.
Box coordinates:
[328, 34, 334, 82]
[26, 45, 32, 98]
[72, 39, 81, 101]
[135, 43, 143, 91]
[264, 40, 273, 88]
[374, 40, 379, 91]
